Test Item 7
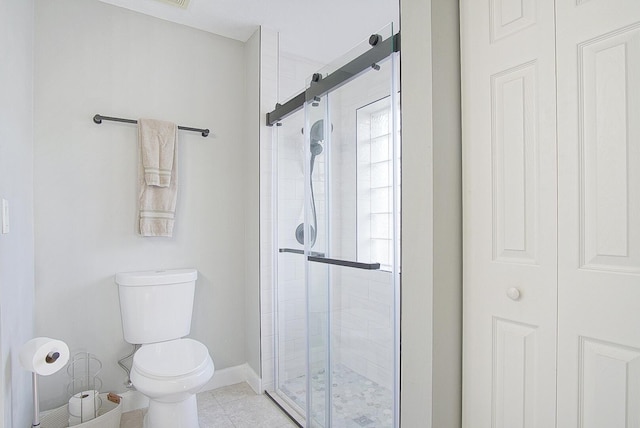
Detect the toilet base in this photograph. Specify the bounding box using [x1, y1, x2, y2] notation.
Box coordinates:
[143, 395, 199, 428]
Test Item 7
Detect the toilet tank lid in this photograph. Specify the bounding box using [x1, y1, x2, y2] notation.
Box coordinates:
[115, 269, 198, 287]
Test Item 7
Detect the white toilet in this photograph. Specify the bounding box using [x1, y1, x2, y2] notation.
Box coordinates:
[115, 269, 214, 428]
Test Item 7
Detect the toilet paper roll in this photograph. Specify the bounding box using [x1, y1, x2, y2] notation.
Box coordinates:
[68, 390, 100, 423]
[19, 337, 70, 375]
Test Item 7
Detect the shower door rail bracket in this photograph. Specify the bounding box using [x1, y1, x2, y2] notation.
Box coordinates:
[266, 32, 400, 126]
[305, 32, 399, 103]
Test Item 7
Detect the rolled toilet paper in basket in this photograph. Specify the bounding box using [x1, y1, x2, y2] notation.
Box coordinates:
[68, 390, 101, 425]
[19, 337, 70, 375]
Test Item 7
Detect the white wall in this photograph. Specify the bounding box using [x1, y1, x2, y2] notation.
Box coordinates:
[400, 0, 462, 426]
[0, 0, 35, 426]
[430, 1, 462, 425]
[33, 0, 250, 410]
[244, 27, 261, 384]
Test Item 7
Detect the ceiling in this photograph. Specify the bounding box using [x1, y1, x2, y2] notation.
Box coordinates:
[98, 0, 399, 64]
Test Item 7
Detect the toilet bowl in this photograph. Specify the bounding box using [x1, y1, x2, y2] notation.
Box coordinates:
[131, 339, 214, 428]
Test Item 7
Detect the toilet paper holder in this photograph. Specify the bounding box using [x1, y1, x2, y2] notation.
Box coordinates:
[45, 351, 61, 364]
[19, 337, 70, 428]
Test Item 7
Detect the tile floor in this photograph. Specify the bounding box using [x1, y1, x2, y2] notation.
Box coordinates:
[119, 382, 298, 428]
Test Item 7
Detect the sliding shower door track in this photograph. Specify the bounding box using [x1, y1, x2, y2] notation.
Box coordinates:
[265, 390, 305, 427]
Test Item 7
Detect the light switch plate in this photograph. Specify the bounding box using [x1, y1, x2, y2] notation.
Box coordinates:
[2, 199, 9, 234]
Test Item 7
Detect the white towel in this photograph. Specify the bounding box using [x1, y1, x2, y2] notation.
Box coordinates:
[137, 118, 178, 237]
[138, 118, 176, 187]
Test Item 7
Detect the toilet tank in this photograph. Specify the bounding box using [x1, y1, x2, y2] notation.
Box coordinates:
[115, 269, 198, 344]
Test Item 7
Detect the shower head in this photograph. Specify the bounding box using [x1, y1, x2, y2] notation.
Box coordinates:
[310, 141, 323, 156]
[310, 119, 325, 144]
[309, 119, 332, 156]
[302, 120, 331, 145]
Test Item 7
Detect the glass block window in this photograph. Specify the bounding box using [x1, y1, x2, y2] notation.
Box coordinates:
[356, 97, 393, 271]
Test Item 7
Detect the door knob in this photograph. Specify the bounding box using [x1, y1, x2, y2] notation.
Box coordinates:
[507, 287, 521, 301]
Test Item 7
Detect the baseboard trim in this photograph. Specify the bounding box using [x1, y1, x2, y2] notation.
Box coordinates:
[201, 363, 262, 394]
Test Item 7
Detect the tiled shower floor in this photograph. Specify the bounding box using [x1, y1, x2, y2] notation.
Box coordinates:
[279, 364, 394, 427]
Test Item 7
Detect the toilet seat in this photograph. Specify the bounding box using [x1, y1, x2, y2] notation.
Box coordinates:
[133, 338, 210, 379]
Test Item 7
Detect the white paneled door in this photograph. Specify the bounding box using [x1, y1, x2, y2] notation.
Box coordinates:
[461, 0, 558, 426]
[464, 0, 640, 427]
[556, 1, 640, 427]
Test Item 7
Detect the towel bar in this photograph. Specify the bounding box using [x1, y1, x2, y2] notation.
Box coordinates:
[93, 114, 210, 137]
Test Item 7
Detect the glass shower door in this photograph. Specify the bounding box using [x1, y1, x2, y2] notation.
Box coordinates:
[274, 105, 309, 421]
[272, 24, 399, 428]
[303, 24, 400, 428]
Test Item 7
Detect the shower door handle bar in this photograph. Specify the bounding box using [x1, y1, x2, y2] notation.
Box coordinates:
[279, 248, 326, 257]
[307, 256, 380, 270]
